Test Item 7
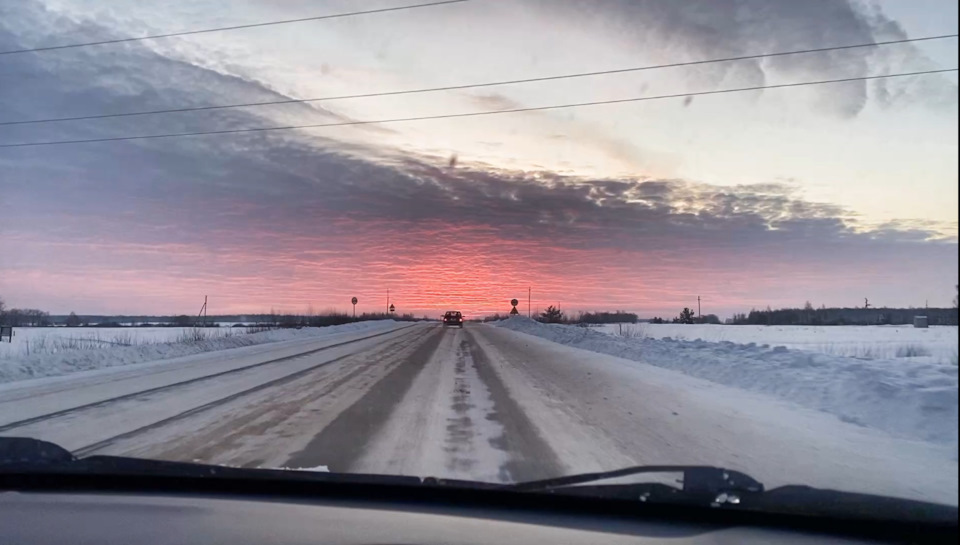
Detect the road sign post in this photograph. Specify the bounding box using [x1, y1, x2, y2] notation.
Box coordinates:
[351, 297, 358, 318]
[510, 299, 519, 316]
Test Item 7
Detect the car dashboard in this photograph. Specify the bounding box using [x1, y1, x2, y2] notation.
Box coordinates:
[0, 491, 923, 544]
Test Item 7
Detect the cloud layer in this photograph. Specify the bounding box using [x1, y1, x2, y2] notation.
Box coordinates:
[528, 0, 956, 117]
[1, 1, 956, 315]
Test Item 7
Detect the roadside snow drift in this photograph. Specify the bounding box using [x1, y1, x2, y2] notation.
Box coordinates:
[494, 318, 958, 447]
[595, 323, 958, 365]
[0, 321, 400, 384]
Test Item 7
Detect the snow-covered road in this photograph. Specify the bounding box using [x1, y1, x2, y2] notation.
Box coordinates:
[1, 323, 955, 506]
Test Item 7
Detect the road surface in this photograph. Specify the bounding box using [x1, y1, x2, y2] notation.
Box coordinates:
[1, 323, 955, 505]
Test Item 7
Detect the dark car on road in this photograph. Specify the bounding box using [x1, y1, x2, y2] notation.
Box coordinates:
[443, 311, 464, 328]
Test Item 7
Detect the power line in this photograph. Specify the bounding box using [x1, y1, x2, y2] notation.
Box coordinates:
[0, 0, 469, 56]
[0, 69, 953, 149]
[2, 33, 955, 127]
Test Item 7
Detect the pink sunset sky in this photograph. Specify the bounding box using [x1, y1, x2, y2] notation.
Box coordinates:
[1, 0, 957, 318]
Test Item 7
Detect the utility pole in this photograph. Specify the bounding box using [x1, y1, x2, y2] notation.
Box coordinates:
[528, 287, 531, 318]
[697, 296, 701, 319]
[387, 288, 390, 314]
[196, 295, 208, 327]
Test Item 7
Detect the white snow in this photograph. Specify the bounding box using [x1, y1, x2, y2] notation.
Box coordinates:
[3, 320, 954, 506]
[0, 321, 401, 385]
[495, 318, 959, 448]
[595, 323, 959, 365]
[476, 325, 958, 505]
[353, 328, 511, 482]
[0, 327, 236, 359]
[192, 462, 331, 472]
[0, 324, 421, 451]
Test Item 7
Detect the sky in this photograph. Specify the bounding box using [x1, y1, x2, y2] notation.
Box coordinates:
[0, 0, 957, 318]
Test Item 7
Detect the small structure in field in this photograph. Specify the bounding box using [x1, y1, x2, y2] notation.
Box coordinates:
[913, 316, 929, 329]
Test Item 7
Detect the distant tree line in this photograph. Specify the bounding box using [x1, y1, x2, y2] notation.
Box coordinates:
[536, 307, 640, 325]
[649, 308, 720, 325]
[261, 311, 424, 328]
[732, 302, 958, 326]
[0, 296, 57, 327]
[481, 306, 710, 326]
[576, 311, 638, 324]
[0, 299, 428, 328]
[0, 307, 52, 327]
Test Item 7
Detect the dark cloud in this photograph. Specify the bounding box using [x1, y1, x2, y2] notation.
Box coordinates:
[0, 2, 389, 147]
[526, 0, 957, 117]
[1, 1, 951, 258]
[4, 114, 952, 262]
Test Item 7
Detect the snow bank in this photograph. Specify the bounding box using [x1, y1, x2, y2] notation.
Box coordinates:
[0, 327, 239, 359]
[270, 465, 330, 473]
[594, 323, 959, 365]
[0, 321, 398, 385]
[494, 317, 958, 446]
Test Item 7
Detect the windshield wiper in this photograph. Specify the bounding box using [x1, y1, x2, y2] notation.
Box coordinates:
[0, 437, 427, 486]
[504, 464, 959, 523]
[504, 465, 763, 506]
[3, 437, 956, 524]
[0, 437, 505, 491]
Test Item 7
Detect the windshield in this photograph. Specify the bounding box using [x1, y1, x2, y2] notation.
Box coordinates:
[0, 0, 957, 514]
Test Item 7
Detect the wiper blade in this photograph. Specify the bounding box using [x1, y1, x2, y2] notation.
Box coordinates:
[0, 437, 505, 491]
[0, 437, 427, 486]
[506, 465, 959, 524]
[0, 436, 75, 467]
[505, 465, 763, 495]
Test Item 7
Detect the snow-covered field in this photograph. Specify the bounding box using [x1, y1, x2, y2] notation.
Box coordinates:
[1, 321, 955, 505]
[497, 318, 959, 449]
[595, 323, 959, 365]
[0, 321, 400, 384]
[0, 327, 245, 360]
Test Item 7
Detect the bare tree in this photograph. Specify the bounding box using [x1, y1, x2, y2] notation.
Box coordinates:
[66, 312, 82, 327]
[173, 315, 193, 327]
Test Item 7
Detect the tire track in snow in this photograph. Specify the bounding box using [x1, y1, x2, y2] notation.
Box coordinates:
[339, 326, 562, 483]
[439, 335, 511, 480]
[106, 325, 434, 466]
[284, 327, 445, 471]
[0, 324, 417, 432]
[463, 328, 563, 482]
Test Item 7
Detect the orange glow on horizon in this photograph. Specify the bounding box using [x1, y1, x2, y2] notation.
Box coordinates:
[1, 223, 887, 318]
